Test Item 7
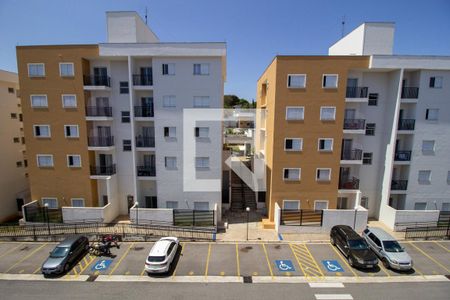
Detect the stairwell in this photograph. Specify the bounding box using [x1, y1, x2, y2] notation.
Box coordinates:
[230, 163, 257, 212]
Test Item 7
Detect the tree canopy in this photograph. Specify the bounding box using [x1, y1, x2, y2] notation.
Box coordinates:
[224, 95, 256, 109]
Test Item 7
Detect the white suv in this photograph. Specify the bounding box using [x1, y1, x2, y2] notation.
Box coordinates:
[145, 237, 179, 274]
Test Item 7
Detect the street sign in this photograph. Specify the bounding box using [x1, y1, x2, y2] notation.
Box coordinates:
[275, 260, 295, 272]
[321, 260, 344, 272]
[91, 259, 113, 271]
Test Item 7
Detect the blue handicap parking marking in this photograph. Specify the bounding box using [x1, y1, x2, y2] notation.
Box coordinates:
[91, 259, 113, 271]
[275, 260, 295, 272]
[322, 260, 344, 272]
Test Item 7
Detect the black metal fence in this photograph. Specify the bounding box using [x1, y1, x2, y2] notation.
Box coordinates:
[343, 119, 366, 130]
[394, 151, 412, 161]
[23, 205, 62, 223]
[401, 87, 419, 99]
[134, 106, 154, 118]
[88, 136, 115, 147]
[391, 180, 408, 190]
[398, 119, 415, 131]
[341, 149, 363, 160]
[346, 86, 368, 98]
[173, 209, 215, 227]
[132, 74, 153, 86]
[405, 224, 450, 240]
[83, 75, 111, 87]
[280, 209, 323, 226]
[85, 106, 113, 117]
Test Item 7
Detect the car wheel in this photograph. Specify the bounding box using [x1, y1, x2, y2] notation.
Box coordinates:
[348, 256, 354, 267]
[64, 264, 70, 273]
[382, 258, 390, 269]
[330, 236, 335, 246]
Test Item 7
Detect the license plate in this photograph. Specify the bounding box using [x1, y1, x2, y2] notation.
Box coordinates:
[366, 265, 373, 268]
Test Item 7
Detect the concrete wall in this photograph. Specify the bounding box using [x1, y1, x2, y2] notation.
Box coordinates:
[62, 205, 106, 223]
[129, 204, 173, 224]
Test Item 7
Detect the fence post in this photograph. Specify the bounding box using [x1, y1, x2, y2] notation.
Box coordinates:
[193, 211, 196, 227]
[74, 224, 77, 234]
[300, 210, 303, 226]
[33, 225, 36, 240]
[320, 210, 323, 227]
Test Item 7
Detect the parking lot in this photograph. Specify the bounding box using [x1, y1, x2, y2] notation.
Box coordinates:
[0, 240, 448, 279]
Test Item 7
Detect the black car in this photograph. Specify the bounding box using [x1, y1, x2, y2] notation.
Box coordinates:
[41, 235, 89, 275]
[330, 225, 378, 269]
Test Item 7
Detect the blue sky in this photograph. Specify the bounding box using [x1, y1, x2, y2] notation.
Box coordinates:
[1, 0, 449, 100]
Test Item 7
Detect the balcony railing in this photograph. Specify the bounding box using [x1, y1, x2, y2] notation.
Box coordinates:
[394, 151, 412, 161]
[346, 87, 368, 98]
[339, 177, 360, 190]
[83, 75, 111, 87]
[391, 180, 408, 190]
[398, 119, 415, 131]
[137, 165, 156, 177]
[401, 87, 419, 99]
[135, 136, 155, 148]
[341, 149, 363, 160]
[90, 164, 116, 176]
[88, 136, 114, 147]
[85, 106, 113, 117]
[133, 74, 153, 86]
[134, 106, 154, 118]
[343, 119, 366, 130]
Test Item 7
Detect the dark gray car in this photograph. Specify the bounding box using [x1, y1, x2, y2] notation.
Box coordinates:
[41, 235, 89, 275]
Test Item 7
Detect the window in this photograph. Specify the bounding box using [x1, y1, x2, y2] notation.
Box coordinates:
[64, 125, 79, 138]
[194, 202, 209, 210]
[316, 168, 331, 181]
[120, 82, 129, 94]
[8, 87, 14, 93]
[67, 155, 81, 167]
[162, 63, 175, 75]
[19, 114, 23, 121]
[42, 198, 58, 209]
[365, 123, 376, 136]
[59, 63, 74, 77]
[195, 157, 210, 169]
[33, 125, 51, 138]
[121, 111, 130, 123]
[193, 96, 210, 108]
[422, 140, 435, 154]
[71, 198, 85, 207]
[425, 109, 439, 121]
[429, 76, 443, 88]
[287, 74, 306, 88]
[363, 152, 373, 165]
[318, 138, 333, 151]
[24, 159, 28, 167]
[13, 137, 20, 143]
[284, 138, 303, 151]
[16, 161, 22, 167]
[195, 127, 209, 138]
[28, 63, 45, 77]
[283, 200, 300, 210]
[418, 170, 431, 184]
[166, 201, 178, 209]
[123, 140, 132, 151]
[322, 74, 338, 88]
[283, 168, 301, 181]
[164, 127, 176, 138]
[368, 93, 378, 106]
[62, 94, 77, 108]
[442, 203, 450, 211]
[414, 202, 427, 210]
[314, 200, 329, 211]
[360, 197, 369, 209]
[193, 63, 210, 75]
[320, 107, 336, 121]
[163, 95, 176, 108]
[10, 113, 17, 119]
[30, 95, 48, 107]
[37, 155, 54, 167]
[165, 157, 177, 169]
[286, 107, 304, 120]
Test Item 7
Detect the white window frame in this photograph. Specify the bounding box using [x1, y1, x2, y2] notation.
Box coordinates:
[418, 170, 431, 184]
[320, 106, 336, 121]
[414, 202, 427, 210]
[429, 76, 443, 88]
[196, 127, 209, 138]
[286, 106, 305, 121]
[195, 157, 210, 169]
[314, 200, 329, 211]
[322, 74, 338, 88]
[36, 154, 54, 168]
[162, 63, 175, 75]
[318, 138, 333, 151]
[283, 200, 300, 210]
[41, 197, 58, 209]
[162, 95, 176, 108]
[283, 168, 301, 181]
[422, 140, 435, 153]
[28, 63, 45, 77]
[165, 156, 177, 169]
[67, 154, 82, 168]
[61, 94, 77, 108]
[33, 125, 51, 138]
[284, 138, 303, 151]
[193, 63, 210, 75]
[426, 108, 439, 121]
[59, 62, 74, 77]
[64, 125, 80, 138]
[30, 94, 48, 108]
[164, 126, 176, 138]
[193, 96, 210, 108]
[316, 168, 331, 181]
[287, 74, 306, 88]
[166, 201, 178, 209]
[71, 198, 85, 207]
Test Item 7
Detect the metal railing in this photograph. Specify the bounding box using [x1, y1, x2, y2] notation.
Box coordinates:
[343, 119, 365, 130]
[134, 106, 154, 117]
[398, 119, 415, 130]
[88, 136, 114, 147]
[23, 206, 62, 223]
[132, 74, 153, 86]
[391, 179, 408, 190]
[83, 75, 111, 87]
[401, 87, 419, 99]
[173, 210, 215, 227]
[85, 106, 113, 117]
[405, 223, 449, 240]
[137, 166, 156, 177]
[90, 164, 116, 176]
[341, 149, 363, 160]
[280, 209, 323, 226]
[346, 86, 368, 98]
[394, 151, 412, 161]
[339, 177, 360, 189]
[135, 136, 155, 148]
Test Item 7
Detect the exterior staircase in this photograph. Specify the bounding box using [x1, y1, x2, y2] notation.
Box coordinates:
[230, 163, 257, 212]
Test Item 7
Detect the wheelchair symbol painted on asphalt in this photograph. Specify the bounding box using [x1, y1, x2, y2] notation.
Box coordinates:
[321, 260, 344, 272]
[91, 259, 113, 271]
[275, 260, 295, 272]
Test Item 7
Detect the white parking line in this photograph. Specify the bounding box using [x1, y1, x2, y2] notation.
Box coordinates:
[309, 282, 344, 288]
[314, 294, 353, 300]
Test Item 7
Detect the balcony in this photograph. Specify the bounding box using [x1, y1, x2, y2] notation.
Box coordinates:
[397, 119, 415, 131]
[394, 151, 411, 162]
[132, 74, 153, 89]
[346, 87, 368, 98]
[134, 106, 154, 118]
[135, 136, 155, 148]
[90, 164, 116, 176]
[88, 136, 114, 148]
[137, 166, 156, 177]
[83, 75, 111, 89]
[391, 180, 408, 191]
[85, 106, 113, 118]
[339, 177, 360, 190]
[401, 87, 419, 99]
[343, 119, 365, 133]
[341, 149, 363, 161]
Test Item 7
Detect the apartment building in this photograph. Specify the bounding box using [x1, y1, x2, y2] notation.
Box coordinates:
[17, 12, 225, 221]
[256, 22, 450, 227]
[0, 70, 29, 223]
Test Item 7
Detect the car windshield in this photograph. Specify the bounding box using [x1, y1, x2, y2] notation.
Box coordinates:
[148, 255, 166, 262]
[383, 240, 404, 252]
[348, 239, 368, 250]
[50, 246, 70, 258]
